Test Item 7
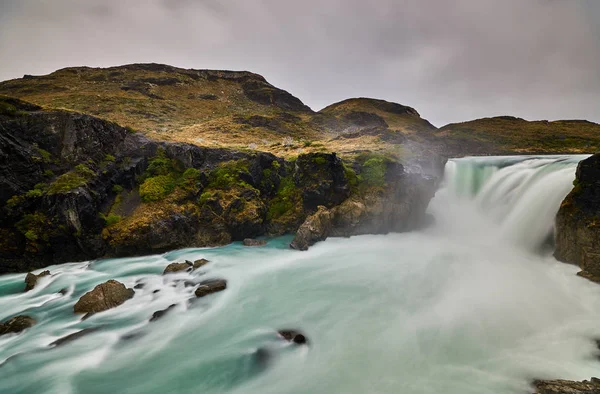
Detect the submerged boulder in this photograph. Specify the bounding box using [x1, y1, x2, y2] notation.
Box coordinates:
[149, 304, 177, 322]
[243, 238, 267, 247]
[73, 280, 134, 317]
[0, 315, 36, 336]
[24, 270, 50, 292]
[50, 327, 99, 347]
[277, 329, 308, 344]
[195, 279, 227, 298]
[163, 261, 193, 275]
[533, 378, 600, 394]
[555, 154, 600, 281]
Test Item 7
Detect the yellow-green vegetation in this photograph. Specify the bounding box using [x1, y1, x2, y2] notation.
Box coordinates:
[6, 183, 48, 209]
[355, 152, 392, 188]
[15, 212, 49, 243]
[100, 213, 122, 227]
[138, 149, 201, 203]
[206, 160, 252, 190]
[47, 164, 95, 195]
[268, 176, 302, 222]
[438, 117, 600, 154]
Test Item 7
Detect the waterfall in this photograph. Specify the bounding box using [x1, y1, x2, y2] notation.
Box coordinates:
[437, 155, 589, 251]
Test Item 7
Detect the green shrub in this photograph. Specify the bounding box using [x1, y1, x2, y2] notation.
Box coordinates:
[43, 169, 55, 177]
[15, 212, 49, 242]
[139, 175, 177, 202]
[313, 156, 327, 165]
[112, 184, 124, 193]
[208, 160, 251, 190]
[355, 153, 391, 188]
[104, 154, 116, 162]
[180, 168, 201, 192]
[104, 214, 122, 227]
[268, 177, 300, 220]
[48, 164, 95, 194]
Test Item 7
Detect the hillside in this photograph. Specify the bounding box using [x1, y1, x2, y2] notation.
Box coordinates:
[2, 64, 599, 159]
[0, 65, 441, 162]
[438, 116, 600, 156]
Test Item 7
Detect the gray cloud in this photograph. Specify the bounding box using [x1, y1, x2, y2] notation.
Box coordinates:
[0, 0, 598, 126]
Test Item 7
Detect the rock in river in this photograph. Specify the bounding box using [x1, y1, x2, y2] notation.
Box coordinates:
[73, 280, 134, 317]
[195, 279, 227, 298]
[163, 261, 193, 275]
[24, 270, 51, 291]
[0, 315, 36, 336]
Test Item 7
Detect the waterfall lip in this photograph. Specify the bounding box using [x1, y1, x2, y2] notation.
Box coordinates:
[440, 154, 589, 253]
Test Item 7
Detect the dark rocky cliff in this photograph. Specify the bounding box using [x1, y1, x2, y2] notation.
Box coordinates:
[555, 153, 600, 282]
[0, 97, 443, 273]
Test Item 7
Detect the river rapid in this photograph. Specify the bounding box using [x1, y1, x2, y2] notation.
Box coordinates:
[0, 155, 599, 394]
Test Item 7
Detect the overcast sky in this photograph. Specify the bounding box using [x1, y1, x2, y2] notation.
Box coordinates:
[0, 0, 599, 126]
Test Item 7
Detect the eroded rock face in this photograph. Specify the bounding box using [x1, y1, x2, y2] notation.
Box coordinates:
[73, 280, 134, 317]
[24, 270, 50, 291]
[290, 207, 332, 251]
[0, 315, 36, 336]
[195, 279, 227, 298]
[533, 378, 600, 394]
[291, 166, 437, 250]
[555, 154, 600, 280]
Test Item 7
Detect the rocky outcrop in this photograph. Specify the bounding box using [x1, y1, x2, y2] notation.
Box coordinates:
[291, 161, 437, 250]
[555, 154, 600, 281]
[73, 280, 134, 317]
[533, 378, 600, 394]
[195, 279, 227, 298]
[24, 270, 50, 291]
[0, 315, 36, 336]
[289, 207, 332, 251]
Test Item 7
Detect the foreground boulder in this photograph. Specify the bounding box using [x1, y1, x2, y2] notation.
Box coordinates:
[555, 154, 600, 281]
[0, 315, 36, 336]
[533, 378, 600, 394]
[73, 280, 134, 317]
[24, 270, 50, 291]
[195, 279, 227, 298]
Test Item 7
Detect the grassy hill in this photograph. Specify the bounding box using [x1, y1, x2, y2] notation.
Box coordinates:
[438, 116, 600, 155]
[0, 65, 438, 161]
[2, 63, 598, 158]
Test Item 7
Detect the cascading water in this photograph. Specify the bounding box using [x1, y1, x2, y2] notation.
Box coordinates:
[0, 155, 599, 394]
[440, 155, 589, 251]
